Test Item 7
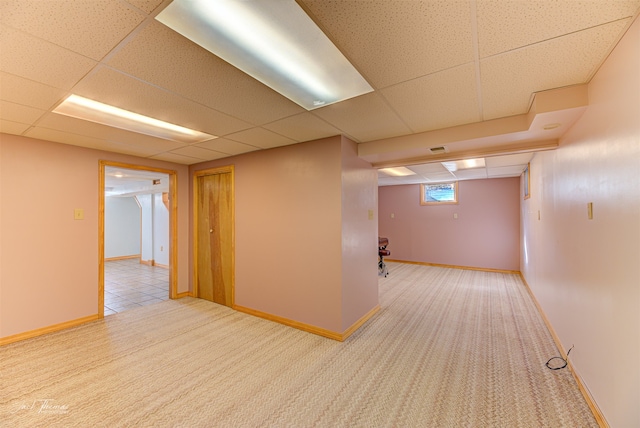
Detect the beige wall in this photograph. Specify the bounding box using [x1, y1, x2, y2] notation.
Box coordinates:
[190, 136, 379, 334]
[521, 17, 640, 428]
[0, 134, 190, 339]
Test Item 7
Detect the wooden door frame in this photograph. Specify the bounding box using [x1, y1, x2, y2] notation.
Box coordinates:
[193, 165, 235, 305]
[98, 160, 178, 317]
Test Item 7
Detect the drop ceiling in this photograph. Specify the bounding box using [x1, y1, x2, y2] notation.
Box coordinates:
[1, 0, 638, 182]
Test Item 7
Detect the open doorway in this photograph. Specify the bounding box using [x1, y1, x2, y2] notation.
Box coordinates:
[99, 161, 177, 317]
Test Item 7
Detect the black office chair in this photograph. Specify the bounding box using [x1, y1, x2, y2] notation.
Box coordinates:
[378, 237, 390, 277]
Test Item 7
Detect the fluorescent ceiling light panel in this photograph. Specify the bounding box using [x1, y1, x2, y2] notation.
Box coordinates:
[155, 0, 373, 110]
[442, 158, 486, 172]
[53, 95, 216, 144]
[379, 167, 416, 177]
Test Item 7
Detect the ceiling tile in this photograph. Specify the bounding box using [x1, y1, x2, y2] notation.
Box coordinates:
[263, 113, 341, 143]
[34, 113, 187, 153]
[408, 163, 451, 174]
[0, 100, 45, 124]
[0, 0, 145, 60]
[381, 63, 481, 133]
[25, 126, 176, 158]
[73, 65, 252, 137]
[225, 128, 297, 150]
[150, 152, 202, 165]
[451, 168, 488, 180]
[106, 21, 304, 126]
[481, 20, 629, 119]
[421, 172, 458, 182]
[0, 119, 30, 135]
[195, 138, 260, 156]
[487, 165, 528, 178]
[123, 0, 165, 15]
[313, 92, 412, 142]
[169, 146, 228, 161]
[0, 72, 66, 110]
[0, 24, 96, 90]
[476, 0, 640, 58]
[301, 0, 474, 88]
[485, 153, 533, 167]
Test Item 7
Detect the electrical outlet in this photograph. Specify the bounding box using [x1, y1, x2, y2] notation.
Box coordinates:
[74, 208, 84, 220]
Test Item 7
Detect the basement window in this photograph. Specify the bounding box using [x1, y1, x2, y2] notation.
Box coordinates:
[420, 182, 458, 205]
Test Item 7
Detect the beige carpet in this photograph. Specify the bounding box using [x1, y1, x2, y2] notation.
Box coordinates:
[1, 262, 597, 427]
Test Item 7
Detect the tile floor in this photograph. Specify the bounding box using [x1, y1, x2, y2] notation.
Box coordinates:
[104, 258, 169, 316]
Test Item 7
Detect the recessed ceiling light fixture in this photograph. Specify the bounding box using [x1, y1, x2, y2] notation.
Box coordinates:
[155, 0, 373, 110]
[379, 167, 416, 177]
[53, 94, 216, 144]
[442, 158, 486, 172]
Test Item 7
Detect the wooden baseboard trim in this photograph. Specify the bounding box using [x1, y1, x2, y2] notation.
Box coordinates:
[140, 259, 154, 266]
[0, 314, 100, 347]
[341, 304, 380, 340]
[385, 259, 520, 274]
[233, 304, 380, 341]
[519, 274, 609, 428]
[154, 263, 170, 269]
[105, 255, 140, 261]
[174, 291, 192, 299]
[233, 304, 343, 340]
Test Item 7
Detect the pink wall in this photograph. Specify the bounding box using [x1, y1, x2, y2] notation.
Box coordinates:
[379, 177, 520, 271]
[340, 137, 379, 331]
[0, 134, 190, 339]
[521, 17, 640, 428]
[190, 136, 379, 334]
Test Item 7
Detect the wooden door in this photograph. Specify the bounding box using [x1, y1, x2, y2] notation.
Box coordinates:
[196, 171, 233, 306]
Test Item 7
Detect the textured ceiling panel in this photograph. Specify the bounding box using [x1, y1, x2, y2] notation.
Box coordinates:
[0, 24, 96, 90]
[263, 113, 342, 143]
[481, 20, 629, 119]
[225, 127, 297, 150]
[195, 138, 260, 156]
[301, 0, 474, 89]
[170, 145, 228, 161]
[73, 65, 252, 137]
[150, 152, 202, 165]
[381, 63, 480, 133]
[107, 21, 304, 126]
[0, 72, 66, 110]
[408, 163, 451, 174]
[313, 92, 412, 142]
[25, 126, 177, 158]
[0, 119, 30, 135]
[451, 168, 488, 180]
[34, 113, 187, 153]
[0, 0, 145, 60]
[421, 172, 459, 182]
[485, 153, 533, 167]
[0, 100, 45, 125]
[487, 165, 528, 177]
[477, 0, 640, 58]
[123, 0, 165, 15]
